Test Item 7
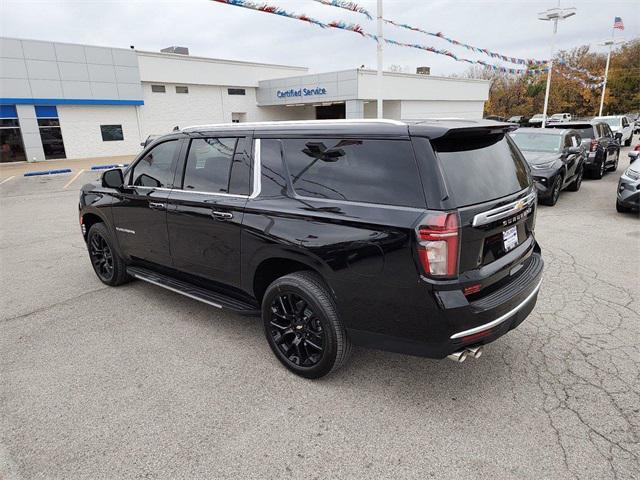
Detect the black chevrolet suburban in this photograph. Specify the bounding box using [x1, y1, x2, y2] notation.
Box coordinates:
[79, 119, 543, 378]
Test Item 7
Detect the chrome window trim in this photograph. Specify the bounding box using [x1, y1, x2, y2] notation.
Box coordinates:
[125, 138, 261, 199]
[472, 191, 536, 227]
[249, 138, 261, 199]
[450, 279, 542, 339]
[292, 193, 427, 212]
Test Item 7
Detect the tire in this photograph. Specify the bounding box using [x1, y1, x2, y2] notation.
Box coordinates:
[608, 151, 619, 172]
[567, 167, 583, 192]
[262, 271, 352, 379]
[593, 159, 605, 179]
[616, 200, 632, 213]
[542, 175, 562, 206]
[87, 223, 131, 286]
[625, 137, 632, 147]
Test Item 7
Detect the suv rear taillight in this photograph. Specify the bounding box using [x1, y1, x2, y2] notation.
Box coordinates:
[590, 139, 599, 152]
[416, 211, 459, 277]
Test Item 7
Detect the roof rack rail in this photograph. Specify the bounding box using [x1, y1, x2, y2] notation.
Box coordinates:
[182, 118, 406, 131]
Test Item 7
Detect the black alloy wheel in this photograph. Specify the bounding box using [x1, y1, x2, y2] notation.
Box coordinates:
[568, 167, 583, 192]
[89, 232, 114, 281]
[262, 271, 351, 379]
[610, 151, 619, 172]
[268, 292, 325, 368]
[86, 223, 131, 286]
[543, 176, 562, 206]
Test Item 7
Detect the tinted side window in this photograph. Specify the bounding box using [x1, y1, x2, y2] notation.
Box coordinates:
[228, 137, 252, 195]
[563, 134, 572, 148]
[131, 140, 179, 187]
[182, 138, 237, 193]
[259, 139, 287, 198]
[282, 138, 424, 207]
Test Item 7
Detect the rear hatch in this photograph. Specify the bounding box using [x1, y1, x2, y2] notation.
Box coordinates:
[428, 127, 537, 294]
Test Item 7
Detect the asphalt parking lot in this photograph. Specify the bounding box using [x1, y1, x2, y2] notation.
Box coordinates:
[1, 141, 639, 480]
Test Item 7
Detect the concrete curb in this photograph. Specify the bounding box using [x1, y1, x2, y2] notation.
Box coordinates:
[23, 169, 72, 177]
[91, 164, 129, 171]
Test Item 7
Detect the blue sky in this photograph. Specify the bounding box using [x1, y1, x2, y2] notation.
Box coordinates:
[1, 0, 638, 75]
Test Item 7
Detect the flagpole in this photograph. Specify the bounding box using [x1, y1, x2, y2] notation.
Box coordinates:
[598, 24, 615, 116]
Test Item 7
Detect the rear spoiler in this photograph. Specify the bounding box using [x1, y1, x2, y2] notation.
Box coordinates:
[409, 122, 517, 140]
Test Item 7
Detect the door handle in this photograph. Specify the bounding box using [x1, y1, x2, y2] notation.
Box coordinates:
[211, 210, 233, 220]
[149, 202, 166, 210]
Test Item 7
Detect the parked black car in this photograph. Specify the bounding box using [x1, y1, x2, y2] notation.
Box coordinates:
[79, 119, 543, 378]
[545, 121, 620, 179]
[510, 128, 584, 206]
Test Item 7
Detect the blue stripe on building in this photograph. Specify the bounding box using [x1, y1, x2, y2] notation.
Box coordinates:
[0, 98, 144, 106]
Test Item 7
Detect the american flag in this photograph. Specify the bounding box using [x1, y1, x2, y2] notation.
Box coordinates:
[613, 16, 624, 30]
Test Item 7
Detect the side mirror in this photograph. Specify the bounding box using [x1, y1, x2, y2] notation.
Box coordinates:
[628, 151, 639, 163]
[567, 146, 581, 155]
[140, 141, 146, 147]
[614, 132, 623, 141]
[101, 168, 124, 189]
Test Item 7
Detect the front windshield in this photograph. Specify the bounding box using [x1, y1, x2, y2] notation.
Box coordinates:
[511, 132, 562, 153]
[551, 114, 563, 119]
[594, 117, 620, 127]
[531, 115, 543, 120]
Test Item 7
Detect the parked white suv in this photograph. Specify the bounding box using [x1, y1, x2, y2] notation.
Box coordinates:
[549, 113, 572, 123]
[593, 116, 633, 146]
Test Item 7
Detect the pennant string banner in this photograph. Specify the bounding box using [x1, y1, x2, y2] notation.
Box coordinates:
[382, 19, 548, 67]
[212, 0, 604, 83]
[211, 0, 542, 74]
[312, 0, 373, 21]
[211, 0, 366, 34]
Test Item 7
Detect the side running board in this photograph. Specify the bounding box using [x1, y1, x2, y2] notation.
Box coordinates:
[127, 266, 260, 316]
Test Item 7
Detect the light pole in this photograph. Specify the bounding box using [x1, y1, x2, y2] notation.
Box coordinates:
[537, 6, 576, 128]
[376, 0, 383, 119]
[598, 38, 624, 116]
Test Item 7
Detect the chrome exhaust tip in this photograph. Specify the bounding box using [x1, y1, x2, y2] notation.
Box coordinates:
[466, 346, 483, 359]
[447, 350, 468, 363]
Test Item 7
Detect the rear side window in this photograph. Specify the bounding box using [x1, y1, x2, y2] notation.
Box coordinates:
[183, 138, 237, 193]
[282, 138, 424, 207]
[433, 133, 530, 207]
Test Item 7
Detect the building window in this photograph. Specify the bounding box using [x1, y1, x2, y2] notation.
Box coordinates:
[0, 105, 26, 163]
[175, 86, 189, 94]
[101, 125, 124, 142]
[227, 88, 246, 96]
[35, 105, 66, 160]
[151, 85, 166, 93]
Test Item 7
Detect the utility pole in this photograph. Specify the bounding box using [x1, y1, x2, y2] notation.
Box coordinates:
[538, 6, 576, 128]
[376, 0, 383, 119]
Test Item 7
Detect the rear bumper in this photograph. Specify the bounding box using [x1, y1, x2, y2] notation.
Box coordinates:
[348, 249, 544, 359]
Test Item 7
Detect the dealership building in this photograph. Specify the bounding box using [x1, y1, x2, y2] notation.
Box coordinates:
[0, 36, 490, 162]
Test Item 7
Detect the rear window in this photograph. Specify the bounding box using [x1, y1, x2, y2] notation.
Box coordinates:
[433, 133, 530, 207]
[573, 127, 594, 139]
[281, 138, 425, 208]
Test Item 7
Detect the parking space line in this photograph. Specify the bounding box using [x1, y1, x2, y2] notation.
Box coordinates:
[63, 169, 85, 189]
[0, 175, 15, 185]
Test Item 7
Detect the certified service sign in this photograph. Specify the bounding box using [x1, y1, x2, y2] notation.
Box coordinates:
[277, 87, 327, 99]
